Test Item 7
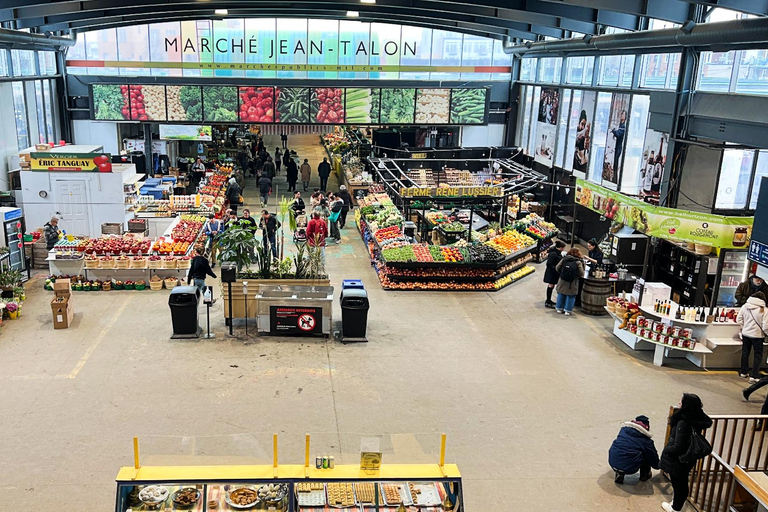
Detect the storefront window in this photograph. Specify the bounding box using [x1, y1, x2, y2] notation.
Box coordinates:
[117, 25, 150, 76]
[735, 49, 768, 95]
[491, 39, 512, 81]
[399, 26, 431, 80]
[555, 89, 572, 168]
[537, 57, 562, 83]
[698, 51, 735, 92]
[12, 82, 28, 149]
[429, 29, 462, 80]
[43, 80, 55, 142]
[565, 56, 594, 85]
[588, 92, 612, 183]
[460, 35, 492, 81]
[11, 50, 37, 77]
[715, 149, 754, 210]
[620, 95, 651, 195]
[752, 151, 768, 209]
[519, 58, 536, 82]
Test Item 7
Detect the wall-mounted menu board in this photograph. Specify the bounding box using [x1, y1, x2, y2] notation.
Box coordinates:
[91, 84, 488, 125]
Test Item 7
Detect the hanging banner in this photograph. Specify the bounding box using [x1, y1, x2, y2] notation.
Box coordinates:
[159, 125, 212, 141]
[575, 178, 753, 249]
[401, 186, 503, 198]
[30, 153, 112, 172]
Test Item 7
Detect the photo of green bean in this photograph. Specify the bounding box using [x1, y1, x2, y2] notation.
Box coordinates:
[380, 88, 415, 124]
[275, 87, 309, 124]
[450, 88, 487, 124]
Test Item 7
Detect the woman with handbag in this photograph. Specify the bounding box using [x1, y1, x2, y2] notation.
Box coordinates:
[659, 394, 713, 512]
[736, 291, 768, 382]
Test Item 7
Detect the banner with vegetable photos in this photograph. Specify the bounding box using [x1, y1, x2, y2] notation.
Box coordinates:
[31, 153, 112, 172]
[92, 84, 488, 125]
[575, 178, 754, 249]
[158, 125, 212, 141]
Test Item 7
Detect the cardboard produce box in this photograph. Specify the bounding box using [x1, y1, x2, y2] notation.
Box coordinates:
[53, 278, 71, 299]
[51, 296, 74, 329]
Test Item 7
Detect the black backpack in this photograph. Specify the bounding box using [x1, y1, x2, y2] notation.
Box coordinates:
[679, 430, 712, 464]
[560, 258, 579, 283]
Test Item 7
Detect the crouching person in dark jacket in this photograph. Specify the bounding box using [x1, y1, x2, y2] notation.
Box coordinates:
[608, 415, 659, 484]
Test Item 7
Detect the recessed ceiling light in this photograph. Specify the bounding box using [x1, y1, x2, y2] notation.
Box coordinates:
[214, 9, 228, 15]
[361, 0, 376, 4]
[346, 10, 360, 17]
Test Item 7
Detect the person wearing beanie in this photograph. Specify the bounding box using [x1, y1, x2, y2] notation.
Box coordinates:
[736, 290, 768, 382]
[608, 414, 659, 484]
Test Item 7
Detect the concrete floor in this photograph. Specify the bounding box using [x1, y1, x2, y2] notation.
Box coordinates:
[0, 135, 759, 511]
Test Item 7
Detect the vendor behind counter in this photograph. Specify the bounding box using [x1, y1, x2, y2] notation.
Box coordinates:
[584, 238, 604, 265]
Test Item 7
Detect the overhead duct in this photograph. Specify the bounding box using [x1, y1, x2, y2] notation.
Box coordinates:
[0, 28, 74, 51]
[504, 17, 768, 56]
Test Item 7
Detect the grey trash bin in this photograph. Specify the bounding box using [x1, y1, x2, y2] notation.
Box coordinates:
[340, 288, 369, 340]
[168, 285, 200, 338]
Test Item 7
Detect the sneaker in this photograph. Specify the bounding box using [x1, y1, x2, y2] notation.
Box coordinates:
[564, 311, 572, 316]
[661, 503, 676, 512]
[743, 389, 751, 401]
[750, 377, 761, 384]
[556, 309, 564, 314]
[740, 373, 749, 378]
[614, 471, 625, 484]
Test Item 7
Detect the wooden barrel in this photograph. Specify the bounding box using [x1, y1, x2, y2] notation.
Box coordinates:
[581, 279, 612, 316]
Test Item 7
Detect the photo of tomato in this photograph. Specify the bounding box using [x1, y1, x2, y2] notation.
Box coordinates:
[238, 87, 274, 123]
[310, 87, 345, 124]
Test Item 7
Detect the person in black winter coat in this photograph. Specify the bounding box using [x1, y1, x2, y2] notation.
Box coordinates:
[543, 240, 566, 308]
[286, 158, 299, 192]
[336, 185, 352, 229]
[262, 157, 276, 180]
[608, 415, 659, 484]
[226, 177, 242, 215]
[659, 394, 713, 512]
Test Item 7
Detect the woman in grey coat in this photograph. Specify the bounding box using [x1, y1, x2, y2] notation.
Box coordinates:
[555, 247, 585, 316]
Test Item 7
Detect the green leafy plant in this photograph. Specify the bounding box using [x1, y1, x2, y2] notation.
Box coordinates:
[0, 270, 23, 289]
[279, 197, 292, 259]
[217, 222, 258, 272]
[254, 242, 273, 279]
[272, 256, 293, 279]
[293, 242, 309, 279]
[306, 235, 326, 280]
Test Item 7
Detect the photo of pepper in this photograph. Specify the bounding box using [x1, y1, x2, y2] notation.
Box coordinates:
[239, 87, 274, 123]
[166, 85, 202, 122]
[380, 88, 415, 124]
[449, 88, 487, 124]
[310, 88, 345, 124]
[202, 86, 238, 122]
[275, 87, 309, 124]
[345, 88, 380, 124]
[93, 84, 126, 121]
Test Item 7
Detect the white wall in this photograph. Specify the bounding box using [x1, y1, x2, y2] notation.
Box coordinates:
[461, 123, 506, 147]
[72, 120, 120, 155]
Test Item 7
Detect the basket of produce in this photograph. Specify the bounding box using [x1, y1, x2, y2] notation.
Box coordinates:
[114, 256, 130, 269]
[84, 255, 99, 269]
[99, 256, 115, 269]
[164, 277, 179, 289]
[123, 280, 135, 290]
[101, 280, 112, 291]
[82, 281, 92, 291]
[149, 276, 163, 291]
[147, 255, 162, 269]
[112, 280, 124, 290]
[130, 256, 147, 269]
[177, 256, 192, 269]
[161, 256, 178, 269]
[134, 280, 146, 291]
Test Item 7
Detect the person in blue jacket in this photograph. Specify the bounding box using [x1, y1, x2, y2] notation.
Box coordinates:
[608, 415, 659, 484]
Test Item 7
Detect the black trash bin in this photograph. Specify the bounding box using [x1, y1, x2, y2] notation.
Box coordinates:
[340, 288, 369, 340]
[169, 285, 200, 338]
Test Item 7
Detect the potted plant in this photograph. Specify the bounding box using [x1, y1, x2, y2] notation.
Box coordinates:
[6, 301, 19, 319]
[0, 270, 22, 292]
[217, 222, 258, 272]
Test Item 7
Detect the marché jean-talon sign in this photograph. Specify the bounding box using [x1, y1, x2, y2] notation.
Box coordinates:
[164, 36, 418, 59]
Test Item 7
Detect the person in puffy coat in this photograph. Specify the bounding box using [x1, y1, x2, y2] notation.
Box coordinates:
[543, 240, 566, 308]
[659, 393, 713, 512]
[555, 248, 585, 316]
[608, 415, 659, 484]
[736, 291, 768, 381]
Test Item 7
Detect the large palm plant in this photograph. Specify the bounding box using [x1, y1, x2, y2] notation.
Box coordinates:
[217, 222, 258, 272]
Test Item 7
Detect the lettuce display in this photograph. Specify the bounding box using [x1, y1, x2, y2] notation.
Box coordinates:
[275, 87, 309, 123]
[380, 88, 415, 124]
[345, 88, 380, 124]
[167, 85, 202, 122]
[93, 85, 127, 121]
[449, 88, 487, 124]
[202, 86, 238, 122]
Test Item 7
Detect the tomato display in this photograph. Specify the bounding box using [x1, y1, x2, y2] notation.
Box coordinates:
[239, 87, 274, 123]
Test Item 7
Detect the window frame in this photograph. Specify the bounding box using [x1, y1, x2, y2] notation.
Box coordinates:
[713, 148, 767, 214]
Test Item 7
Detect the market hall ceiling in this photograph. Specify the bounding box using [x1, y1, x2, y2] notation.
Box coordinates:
[0, 0, 766, 41]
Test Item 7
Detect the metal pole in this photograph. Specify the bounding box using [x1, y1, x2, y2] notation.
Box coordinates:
[227, 281, 233, 335]
[467, 206, 474, 243]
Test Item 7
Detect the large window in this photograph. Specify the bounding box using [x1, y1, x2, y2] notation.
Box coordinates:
[491, 39, 512, 81]
[537, 57, 562, 83]
[565, 56, 594, 85]
[555, 89, 572, 167]
[460, 35, 492, 81]
[752, 152, 768, 209]
[621, 95, 651, 194]
[34, 81, 46, 144]
[597, 55, 635, 88]
[519, 85, 533, 151]
[640, 53, 681, 89]
[715, 150, 755, 210]
[520, 58, 537, 82]
[0, 49, 8, 77]
[12, 82, 28, 149]
[42, 81, 55, 142]
[735, 49, 768, 95]
[11, 50, 37, 76]
[527, 86, 541, 156]
[698, 51, 736, 92]
[588, 92, 612, 183]
[429, 29, 462, 80]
